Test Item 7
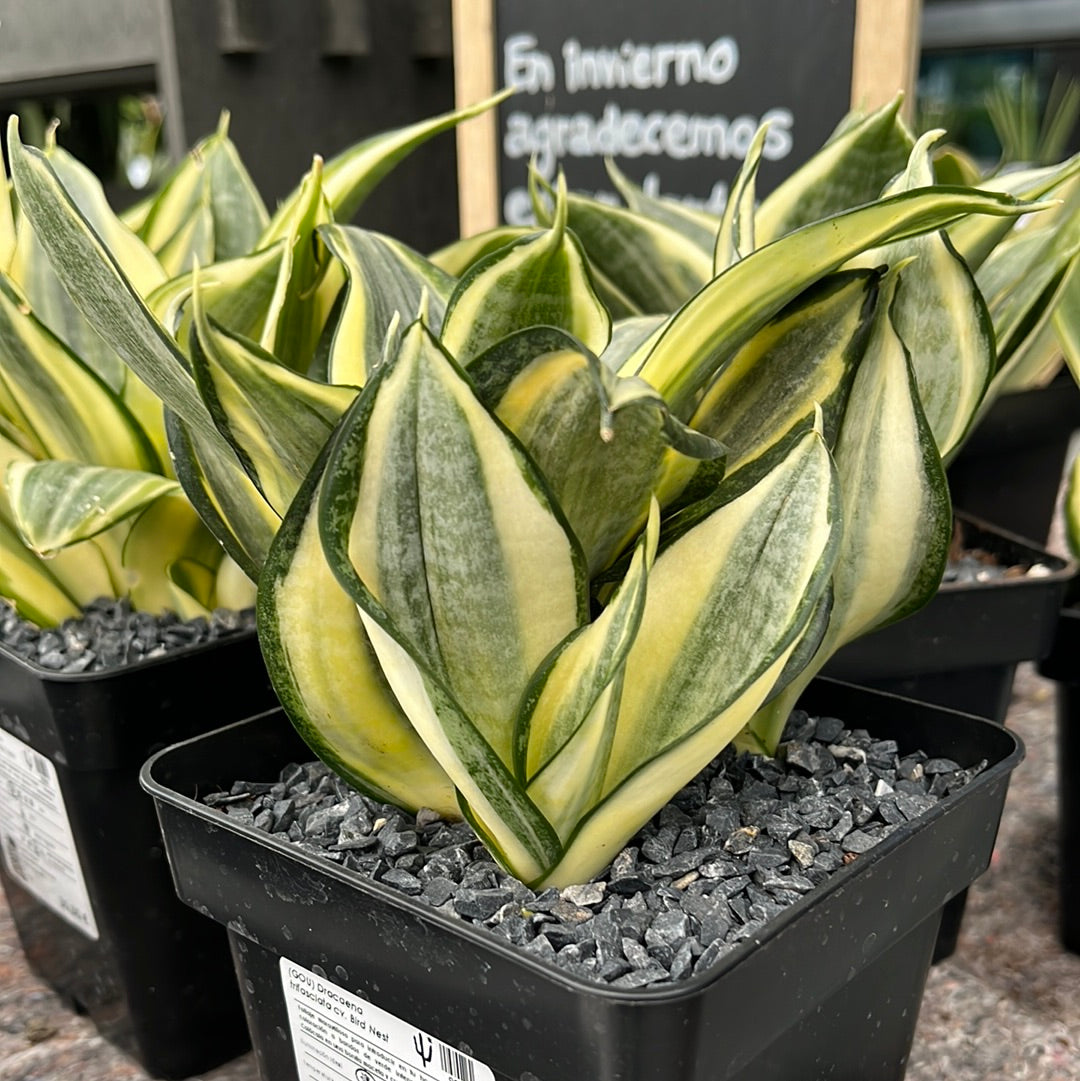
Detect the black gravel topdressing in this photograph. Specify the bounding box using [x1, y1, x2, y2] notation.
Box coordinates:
[943, 549, 1053, 586]
[0, 597, 256, 673]
[208, 709, 987, 990]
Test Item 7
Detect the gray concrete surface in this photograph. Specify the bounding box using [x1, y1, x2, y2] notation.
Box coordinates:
[908, 663, 1080, 1081]
[0, 663, 1076, 1080]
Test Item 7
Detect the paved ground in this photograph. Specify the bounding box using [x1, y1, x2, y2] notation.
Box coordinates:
[0, 663, 1077, 1080]
[907, 663, 1080, 1081]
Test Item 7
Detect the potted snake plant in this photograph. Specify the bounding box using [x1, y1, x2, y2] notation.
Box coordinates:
[0, 97, 495, 1078]
[11, 100, 1031, 1080]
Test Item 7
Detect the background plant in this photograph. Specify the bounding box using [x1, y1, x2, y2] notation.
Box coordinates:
[0, 99, 498, 630]
[0, 118, 262, 626]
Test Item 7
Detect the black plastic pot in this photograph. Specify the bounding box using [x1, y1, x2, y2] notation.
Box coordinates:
[825, 513, 1074, 722]
[0, 628, 276, 1079]
[1036, 604, 1080, 954]
[946, 374, 1080, 546]
[825, 513, 1072, 961]
[143, 680, 1022, 1081]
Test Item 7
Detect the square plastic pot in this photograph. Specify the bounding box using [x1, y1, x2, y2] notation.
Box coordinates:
[945, 374, 1080, 546]
[1037, 604, 1080, 954]
[142, 679, 1022, 1081]
[0, 628, 277, 1079]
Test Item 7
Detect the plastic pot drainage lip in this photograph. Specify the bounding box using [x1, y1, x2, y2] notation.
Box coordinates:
[142, 678, 1023, 1081]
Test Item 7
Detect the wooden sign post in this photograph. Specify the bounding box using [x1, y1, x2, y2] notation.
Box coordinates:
[452, 0, 921, 236]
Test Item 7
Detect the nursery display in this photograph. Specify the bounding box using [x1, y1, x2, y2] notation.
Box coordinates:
[7, 92, 1046, 1078]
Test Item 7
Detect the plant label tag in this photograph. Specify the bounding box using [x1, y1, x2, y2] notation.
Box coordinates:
[0, 727, 98, 940]
[280, 957, 496, 1081]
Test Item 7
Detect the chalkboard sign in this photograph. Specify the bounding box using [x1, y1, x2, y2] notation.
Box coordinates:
[451, 0, 920, 234]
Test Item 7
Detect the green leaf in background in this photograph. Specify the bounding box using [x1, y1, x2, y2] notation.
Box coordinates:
[0, 430, 117, 612]
[932, 144, 982, 187]
[266, 89, 513, 232]
[947, 155, 1080, 272]
[190, 276, 356, 516]
[531, 169, 713, 316]
[153, 188, 215, 278]
[428, 226, 533, 277]
[629, 184, 1049, 418]
[975, 182, 1080, 407]
[0, 168, 14, 272]
[5, 456, 238, 619]
[148, 240, 287, 348]
[138, 111, 268, 267]
[986, 71, 1080, 170]
[714, 123, 767, 274]
[849, 131, 996, 459]
[0, 517, 81, 625]
[995, 309, 1070, 394]
[599, 315, 667, 373]
[0, 275, 161, 472]
[1065, 452, 1080, 561]
[119, 486, 228, 615]
[605, 158, 719, 254]
[441, 176, 611, 365]
[1053, 257, 1080, 386]
[5, 459, 178, 554]
[320, 223, 455, 386]
[258, 155, 344, 372]
[755, 96, 914, 245]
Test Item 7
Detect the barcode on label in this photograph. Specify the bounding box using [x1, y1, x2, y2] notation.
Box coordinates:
[439, 1044, 476, 1081]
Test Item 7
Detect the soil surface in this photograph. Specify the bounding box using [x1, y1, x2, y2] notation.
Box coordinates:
[0, 663, 1076, 1079]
